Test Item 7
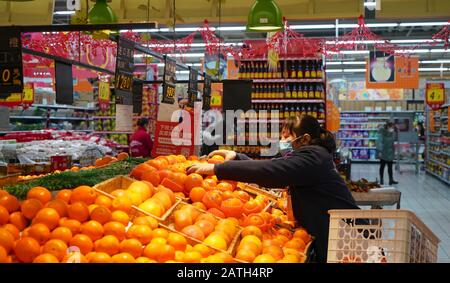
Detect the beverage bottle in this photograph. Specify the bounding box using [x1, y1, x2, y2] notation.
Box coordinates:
[262, 61, 268, 79]
[284, 105, 290, 119]
[304, 64, 310, 78]
[276, 61, 282, 78]
[320, 85, 325, 99]
[258, 62, 264, 79]
[315, 84, 321, 99]
[301, 105, 306, 116]
[312, 105, 318, 118]
[319, 105, 325, 120]
[295, 106, 301, 117]
[297, 62, 304, 79]
[311, 61, 317, 78]
[290, 61, 297, 79]
[291, 84, 298, 99]
[317, 60, 323, 78]
[279, 104, 284, 119]
[308, 84, 315, 99]
[282, 61, 289, 79]
[289, 105, 295, 117]
[285, 84, 292, 99]
[302, 84, 308, 98]
[307, 105, 312, 116]
[271, 84, 276, 99]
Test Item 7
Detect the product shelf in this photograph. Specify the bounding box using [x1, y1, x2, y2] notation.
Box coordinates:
[427, 158, 450, 169]
[93, 131, 133, 134]
[252, 78, 324, 83]
[339, 137, 377, 140]
[339, 128, 379, 131]
[33, 104, 98, 111]
[426, 169, 450, 185]
[347, 146, 377, 149]
[251, 99, 325, 103]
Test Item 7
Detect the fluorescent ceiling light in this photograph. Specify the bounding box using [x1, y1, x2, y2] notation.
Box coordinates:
[418, 67, 449, 71]
[340, 50, 370, 54]
[390, 39, 443, 43]
[364, 2, 377, 7]
[120, 29, 159, 33]
[176, 70, 190, 74]
[53, 11, 76, 15]
[395, 49, 429, 53]
[342, 61, 366, 65]
[168, 53, 204, 58]
[399, 22, 449, 27]
[430, 49, 450, 53]
[134, 54, 144, 58]
[337, 24, 358, 28]
[217, 26, 246, 31]
[420, 60, 450, 64]
[290, 24, 335, 30]
[366, 23, 398, 27]
[325, 40, 385, 44]
[325, 69, 343, 73]
[343, 69, 366, 73]
[325, 62, 342, 65]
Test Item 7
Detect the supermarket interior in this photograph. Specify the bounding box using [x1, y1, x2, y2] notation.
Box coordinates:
[0, 0, 449, 266]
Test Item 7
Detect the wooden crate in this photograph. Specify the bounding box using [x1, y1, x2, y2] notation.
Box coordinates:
[93, 175, 181, 222]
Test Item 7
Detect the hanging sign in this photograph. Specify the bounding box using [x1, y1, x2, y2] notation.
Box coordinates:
[132, 81, 143, 114]
[98, 81, 110, 111]
[22, 84, 34, 105]
[426, 83, 445, 110]
[162, 57, 176, 104]
[202, 75, 211, 110]
[0, 28, 23, 100]
[187, 68, 198, 108]
[115, 37, 134, 105]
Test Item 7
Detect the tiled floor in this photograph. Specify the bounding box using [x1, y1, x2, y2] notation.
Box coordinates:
[351, 163, 450, 263]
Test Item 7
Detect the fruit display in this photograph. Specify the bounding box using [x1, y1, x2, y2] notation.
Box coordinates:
[346, 178, 381, 192]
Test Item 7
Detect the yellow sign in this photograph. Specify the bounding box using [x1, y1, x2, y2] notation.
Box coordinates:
[22, 87, 34, 103]
[98, 81, 110, 101]
[211, 94, 222, 107]
[0, 93, 21, 103]
[426, 87, 444, 103]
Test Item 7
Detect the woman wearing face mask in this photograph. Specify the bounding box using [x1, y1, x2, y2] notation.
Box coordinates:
[376, 122, 398, 185]
[278, 116, 297, 156]
[187, 115, 360, 263]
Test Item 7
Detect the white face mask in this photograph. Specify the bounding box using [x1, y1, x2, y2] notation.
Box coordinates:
[388, 128, 395, 133]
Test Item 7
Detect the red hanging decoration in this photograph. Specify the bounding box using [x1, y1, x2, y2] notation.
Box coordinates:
[431, 21, 450, 50]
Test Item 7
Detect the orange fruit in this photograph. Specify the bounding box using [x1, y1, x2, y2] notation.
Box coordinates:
[67, 202, 90, 222]
[167, 233, 187, 251]
[183, 251, 202, 263]
[173, 209, 193, 231]
[43, 239, 68, 261]
[150, 237, 167, 245]
[216, 182, 233, 192]
[221, 190, 234, 200]
[120, 239, 143, 258]
[8, 212, 27, 232]
[276, 228, 293, 240]
[87, 252, 113, 263]
[141, 171, 161, 187]
[132, 216, 159, 229]
[240, 235, 262, 254]
[33, 253, 59, 263]
[95, 195, 112, 209]
[127, 225, 153, 244]
[156, 244, 175, 262]
[0, 206, 9, 225]
[103, 221, 127, 241]
[69, 234, 93, 254]
[28, 223, 51, 245]
[192, 202, 207, 211]
[253, 253, 276, 263]
[152, 192, 172, 210]
[171, 172, 188, 188]
[152, 228, 169, 239]
[2, 224, 19, 240]
[112, 252, 136, 263]
[0, 194, 20, 213]
[201, 179, 217, 191]
[196, 214, 218, 226]
[143, 242, 163, 260]
[195, 219, 215, 236]
[220, 197, 243, 218]
[147, 159, 165, 171]
[189, 187, 206, 203]
[117, 152, 129, 161]
[242, 200, 265, 215]
[131, 163, 157, 180]
[111, 196, 132, 213]
[202, 190, 222, 209]
[174, 250, 185, 262]
[20, 199, 43, 220]
[70, 185, 97, 205]
[136, 257, 156, 263]
[27, 187, 52, 205]
[204, 234, 227, 251]
[161, 177, 183, 192]
[184, 173, 203, 193]
[238, 241, 261, 256]
[235, 249, 256, 262]
[180, 205, 201, 222]
[111, 210, 130, 226]
[90, 206, 112, 224]
[241, 226, 263, 239]
[293, 228, 311, 243]
[139, 200, 164, 218]
[33, 207, 60, 230]
[50, 227, 73, 244]
[181, 225, 205, 241]
[128, 181, 154, 198]
[156, 186, 176, 203]
[81, 220, 104, 241]
[215, 252, 234, 263]
[95, 235, 120, 256]
[60, 219, 81, 235]
[56, 189, 72, 203]
[14, 237, 41, 263]
[0, 228, 15, 253]
[284, 238, 306, 251]
[274, 234, 290, 245]
[208, 155, 225, 164]
[207, 208, 225, 219]
[233, 191, 251, 202]
[110, 189, 128, 198]
[46, 199, 68, 218]
[262, 245, 285, 260]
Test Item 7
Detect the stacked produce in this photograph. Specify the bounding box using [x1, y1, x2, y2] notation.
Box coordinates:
[346, 178, 381, 192]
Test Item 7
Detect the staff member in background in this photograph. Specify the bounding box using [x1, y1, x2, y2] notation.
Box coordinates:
[130, 118, 153, 158]
[187, 115, 360, 263]
[376, 122, 398, 185]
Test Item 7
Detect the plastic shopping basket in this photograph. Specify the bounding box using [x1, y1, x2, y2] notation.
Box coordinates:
[327, 209, 440, 263]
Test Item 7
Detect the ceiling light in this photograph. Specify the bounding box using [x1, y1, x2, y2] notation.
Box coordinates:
[217, 26, 246, 31]
[342, 61, 366, 65]
[366, 23, 398, 27]
[176, 70, 190, 74]
[420, 60, 450, 64]
[168, 53, 204, 58]
[394, 49, 429, 53]
[325, 69, 343, 73]
[247, 0, 284, 32]
[343, 69, 366, 73]
[325, 62, 342, 65]
[430, 49, 450, 53]
[390, 39, 443, 44]
[54, 11, 76, 15]
[290, 24, 335, 30]
[418, 67, 449, 71]
[399, 22, 449, 27]
[340, 50, 370, 54]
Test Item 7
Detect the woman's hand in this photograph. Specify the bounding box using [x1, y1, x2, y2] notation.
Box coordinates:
[186, 163, 215, 176]
[207, 150, 237, 161]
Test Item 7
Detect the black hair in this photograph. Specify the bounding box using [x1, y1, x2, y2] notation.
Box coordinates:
[293, 115, 336, 153]
[281, 116, 297, 136]
[137, 118, 149, 127]
[384, 121, 394, 130]
[416, 122, 425, 136]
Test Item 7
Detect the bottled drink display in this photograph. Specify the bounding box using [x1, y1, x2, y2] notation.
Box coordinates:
[251, 82, 325, 100]
[239, 59, 323, 80]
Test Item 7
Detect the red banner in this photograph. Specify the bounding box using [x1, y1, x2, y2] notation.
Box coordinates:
[151, 121, 195, 157]
[426, 83, 445, 110]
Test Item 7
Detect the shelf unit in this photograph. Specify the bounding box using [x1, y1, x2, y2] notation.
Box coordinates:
[425, 102, 450, 185]
[229, 56, 326, 156]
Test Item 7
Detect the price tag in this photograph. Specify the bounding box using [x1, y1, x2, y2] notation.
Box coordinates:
[0, 28, 23, 102]
[98, 81, 110, 101]
[22, 87, 34, 103]
[162, 57, 177, 104]
[115, 37, 134, 99]
[187, 68, 198, 108]
[426, 83, 445, 110]
[211, 94, 222, 107]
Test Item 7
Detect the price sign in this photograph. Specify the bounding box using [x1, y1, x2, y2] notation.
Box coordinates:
[202, 75, 211, 110]
[162, 57, 176, 104]
[98, 81, 110, 111]
[22, 86, 34, 103]
[115, 37, 134, 105]
[202, 94, 211, 110]
[0, 28, 23, 101]
[211, 94, 222, 107]
[426, 83, 445, 110]
[187, 68, 198, 108]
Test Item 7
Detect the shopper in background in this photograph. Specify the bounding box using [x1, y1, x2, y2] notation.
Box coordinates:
[376, 121, 398, 185]
[278, 116, 297, 156]
[416, 122, 425, 141]
[130, 118, 153, 158]
[187, 115, 360, 263]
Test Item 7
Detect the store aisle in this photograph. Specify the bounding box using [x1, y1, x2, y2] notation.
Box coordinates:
[351, 164, 450, 263]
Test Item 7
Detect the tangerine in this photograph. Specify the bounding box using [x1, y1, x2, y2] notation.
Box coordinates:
[70, 186, 97, 205]
[81, 220, 104, 241]
[201, 179, 217, 190]
[50, 227, 73, 244]
[33, 207, 60, 230]
[95, 235, 120, 256]
[103, 221, 127, 241]
[132, 216, 158, 229]
[120, 239, 143, 258]
[192, 202, 207, 211]
[43, 239, 68, 261]
[67, 202, 90, 222]
[167, 233, 187, 251]
[204, 234, 227, 251]
[235, 249, 256, 262]
[9, 212, 28, 231]
[112, 252, 136, 263]
[90, 206, 112, 224]
[20, 199, 43, 220]
[0, 206, 8, 225]
[253, 254, 276, 263]
[189, 187, 206, 203]
[0, 228, 14, 252]
[183, 251, 202, 263]
[87, 252, 113, 263]
[195, 219, 215, 236]
[27, 187, 52, 205]
[46, 199, 68, 218]
[127, 225, 153, 244]
[0, 194, 20, 213]
[33, 253, 59, 263]
[173, 209, 193, 231]
[69, 234, 93, 255]
[241, 226, 263, 239]
[141, 171, 161, 187]
[28, 223, 51, 245]
[14, 237, 40, 263]
[111, 196, 132, 213]
[181, 225, 205, 241]
[184, 173, 204, 193]
[2, 224, 19, 240]
[111, 210, 130, 226]
[152, 228, 169, 239]
[95, 195, 112, 209]
[60, 219, 81, 235]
